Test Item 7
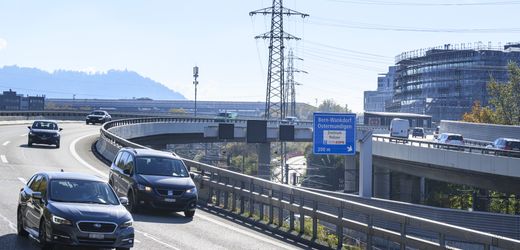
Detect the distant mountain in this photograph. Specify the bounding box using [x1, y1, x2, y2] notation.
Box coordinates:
[0, 65, 185, 100]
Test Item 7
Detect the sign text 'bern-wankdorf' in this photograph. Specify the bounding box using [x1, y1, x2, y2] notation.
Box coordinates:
[313, 113, 356, 155]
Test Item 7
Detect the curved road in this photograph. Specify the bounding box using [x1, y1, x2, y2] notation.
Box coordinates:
[0, 122, 304, 250]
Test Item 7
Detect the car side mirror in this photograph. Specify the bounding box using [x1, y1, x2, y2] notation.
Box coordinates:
[27, 126, 31, 130]
[59, 128, 63, 131]
[32, 192, 42, 200]
[119, 197, 129, 206]
[190, 172, 195, 179]
[123, 169, 132, 175]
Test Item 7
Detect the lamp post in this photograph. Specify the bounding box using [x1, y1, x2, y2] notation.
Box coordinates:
[193, 66, 199, 117]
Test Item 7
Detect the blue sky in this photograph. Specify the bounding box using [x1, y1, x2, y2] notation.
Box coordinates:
[1, 0, 519, 111]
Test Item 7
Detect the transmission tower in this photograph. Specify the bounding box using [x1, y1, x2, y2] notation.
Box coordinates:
[285, 49, 307, 117]
[250, 1, 308, 120]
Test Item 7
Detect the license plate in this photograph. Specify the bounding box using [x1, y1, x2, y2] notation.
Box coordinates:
[89, 233, 104, 239]
[164, 198, 176, 202]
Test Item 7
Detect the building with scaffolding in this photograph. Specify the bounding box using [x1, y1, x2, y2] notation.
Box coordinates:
[388, 42, 520, 122]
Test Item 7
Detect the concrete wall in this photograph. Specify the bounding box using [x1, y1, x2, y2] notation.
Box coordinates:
[440, 120, 520, 141]
[109, 122, 313, 142]
[373, 141, 520, 178]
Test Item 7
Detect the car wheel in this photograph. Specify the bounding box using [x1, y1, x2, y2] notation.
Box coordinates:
[17, 208, 28, 237]
[127, 191, 139, 213]
[55, 141, 60, 149]
[116, 248, 130, 250]
[86, 121, 89, 125]
[28, 139, 32, 147]
[184, 210, 195, 218]
[39, 219, 53, 250]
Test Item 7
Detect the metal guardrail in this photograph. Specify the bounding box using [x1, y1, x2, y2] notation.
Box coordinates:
[373, 135, 520, 158]
[96, 118, 520, 249]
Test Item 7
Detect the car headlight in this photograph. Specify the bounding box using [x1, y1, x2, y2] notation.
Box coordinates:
[53, 133, 60, 137]
[186, 187, 197, 194]
[52, 215, 72, 225]
[120, 220, 133, 228]
[137, 184, 152, 192]
[29, 132, 34, 136]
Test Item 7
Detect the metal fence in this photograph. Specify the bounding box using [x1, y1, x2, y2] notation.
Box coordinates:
[96, 118, 520, 249]
[373, 135, 520, 158]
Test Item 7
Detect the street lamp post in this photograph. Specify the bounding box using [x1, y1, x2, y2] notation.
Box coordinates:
[193, 66, 199, 117]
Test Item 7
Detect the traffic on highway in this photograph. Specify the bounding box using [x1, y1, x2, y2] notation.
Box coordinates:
[0, 121, 301, 250]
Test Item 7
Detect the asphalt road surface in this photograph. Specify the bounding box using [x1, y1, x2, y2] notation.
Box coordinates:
[0, 122, 305, 250]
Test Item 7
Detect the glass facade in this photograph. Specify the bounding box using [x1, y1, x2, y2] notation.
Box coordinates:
[364, 66, 396, 112]
[392, 43, 520, 122]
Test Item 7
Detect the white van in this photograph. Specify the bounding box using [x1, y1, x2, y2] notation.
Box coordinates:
[390, 118, 409, 138]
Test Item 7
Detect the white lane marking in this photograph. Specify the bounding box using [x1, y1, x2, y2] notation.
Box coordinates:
[195, 213, 298, 250]
[69, 134, 107, 177]
[1, 155, 8, 164]
[18, 177, 27, 184]
[2, 141, 10, 146]
[0, 212, 17, 232]
[134, 229, 181, 250]
[20, 133, 27, 137]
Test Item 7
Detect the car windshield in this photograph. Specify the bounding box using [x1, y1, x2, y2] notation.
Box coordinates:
[506, 141, 520, 148]
[49, 179, 119, 205]
[448, 135, 463, 141]
[135, 157, 189, 177]
[32, 121, 58, 130]
[92, 111, 105, 115]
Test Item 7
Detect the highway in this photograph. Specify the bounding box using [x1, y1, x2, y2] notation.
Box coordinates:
[0, 122, 304, 250]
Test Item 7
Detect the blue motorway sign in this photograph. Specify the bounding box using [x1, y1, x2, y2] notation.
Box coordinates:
[313, 112, 356, 155]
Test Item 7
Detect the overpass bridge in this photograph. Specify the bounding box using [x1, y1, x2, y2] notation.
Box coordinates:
[94, 116, 520, 249]
[98, 116, 520, 195]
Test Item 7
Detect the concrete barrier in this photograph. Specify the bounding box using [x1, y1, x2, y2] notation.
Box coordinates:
[441, 120, 520, 141]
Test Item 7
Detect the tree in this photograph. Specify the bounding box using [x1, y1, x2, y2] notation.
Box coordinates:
[487, 62, 520, 125]
[317, 99, 351, 113]
[462, 101, 496, 124]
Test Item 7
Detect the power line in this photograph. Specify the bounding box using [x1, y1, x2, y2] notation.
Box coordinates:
[309, 17, 520, 33]
[325, 0, 520, 6]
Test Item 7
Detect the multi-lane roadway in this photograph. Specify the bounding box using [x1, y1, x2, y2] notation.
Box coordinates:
[0, 122, 303, 250]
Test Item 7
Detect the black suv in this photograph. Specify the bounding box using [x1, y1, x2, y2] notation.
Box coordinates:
[109, 148, 198, 217]
[17, 172, 134, 249]
[86, 110, 112, 125]
[28, 120, 62, 148]
[411, 127, 425, 138]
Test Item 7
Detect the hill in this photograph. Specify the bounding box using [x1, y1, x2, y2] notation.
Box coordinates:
[0, 65, 185, 100]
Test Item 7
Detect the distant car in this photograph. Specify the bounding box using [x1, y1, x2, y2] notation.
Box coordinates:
[411, 127, 425, 138]
[214, 111, 238, 122]
[389, 118, 409, 139]
[281, 116, 299, 125]
[433, 126, 440, 139]
[27, 120, 62, 148]
[109, 148, 198, 217]
[17, 172, 134, 250]
[86, 110, 112, 125]
[487, 138, 520, 151]
[436, 133, 464, 147]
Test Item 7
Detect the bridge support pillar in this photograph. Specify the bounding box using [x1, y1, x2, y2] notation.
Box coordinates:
[359, 130, 373, 198]
[344, 155, 357, 193]
[392, 173, 421, 203]
[257, 143, 271, 180]
[374, 166, 390, 199]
